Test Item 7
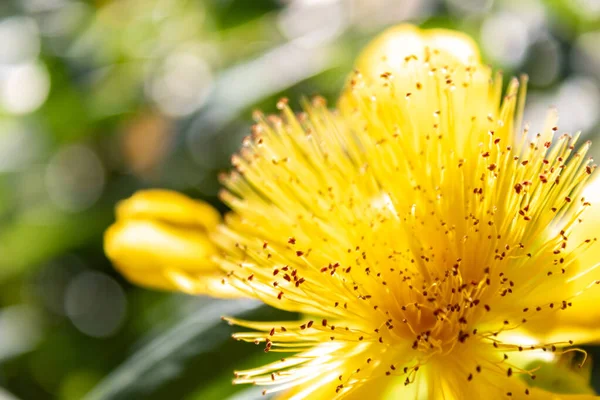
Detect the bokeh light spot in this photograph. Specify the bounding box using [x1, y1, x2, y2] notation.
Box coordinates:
[64, 271, 126, 338]
[45, 144, 105, 212]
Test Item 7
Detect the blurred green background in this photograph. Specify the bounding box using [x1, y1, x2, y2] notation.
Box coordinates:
[0, 0, 599, 399]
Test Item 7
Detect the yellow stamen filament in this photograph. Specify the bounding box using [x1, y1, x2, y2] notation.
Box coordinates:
[210, 50, 598, 396]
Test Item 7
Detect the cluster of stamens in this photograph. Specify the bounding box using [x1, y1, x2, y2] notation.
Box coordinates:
[213, 50, 598, 397]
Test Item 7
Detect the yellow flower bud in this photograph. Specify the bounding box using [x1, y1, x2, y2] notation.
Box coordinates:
[104, 190, 241, 297]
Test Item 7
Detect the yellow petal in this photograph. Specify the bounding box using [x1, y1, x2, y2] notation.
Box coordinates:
[537, 177, 600, 344]
[116, 189, 221, 231]
[164, 268, 242, 298]
[463, 379, 599, 400]
[276, 376, 423, 400]
[541, 393, 599, 400]
[436, 350, 598, 400]
[338, 24, 504, 151]
[350, 24, 481, 85]
[105, 219, 217, 272]
[117, 268, 178, 292]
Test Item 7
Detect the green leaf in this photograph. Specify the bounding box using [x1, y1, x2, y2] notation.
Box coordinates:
[0, 204, 110, 282]
[82, 299, 264, 400]
[185, 350, 282, 400]
[522, 358, 596, 395]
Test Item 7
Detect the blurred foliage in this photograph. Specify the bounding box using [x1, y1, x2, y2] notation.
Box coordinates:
[0, 0, 599, 399]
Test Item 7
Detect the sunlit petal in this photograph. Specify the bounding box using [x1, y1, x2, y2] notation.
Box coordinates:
[116, 189, 221, 230]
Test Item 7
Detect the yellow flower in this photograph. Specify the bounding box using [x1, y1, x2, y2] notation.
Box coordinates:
[104, 25, 600, 399]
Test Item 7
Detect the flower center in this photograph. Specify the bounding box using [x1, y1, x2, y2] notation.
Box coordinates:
[385, 266, 490, 356]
